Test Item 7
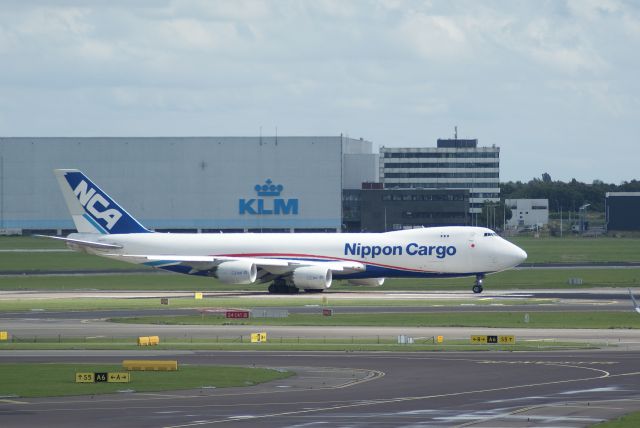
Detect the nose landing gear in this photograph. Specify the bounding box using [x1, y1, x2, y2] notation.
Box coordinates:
[472, 275, 484, 294]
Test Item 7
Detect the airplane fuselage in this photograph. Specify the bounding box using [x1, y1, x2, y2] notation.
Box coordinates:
[73, 225, 526, 280]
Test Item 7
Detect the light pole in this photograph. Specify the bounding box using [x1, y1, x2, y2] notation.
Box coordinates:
[579, 203, 591, 233]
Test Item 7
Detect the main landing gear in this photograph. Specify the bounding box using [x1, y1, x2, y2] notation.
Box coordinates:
[472, 275, 484, 294]
[268, 279, 299, 294]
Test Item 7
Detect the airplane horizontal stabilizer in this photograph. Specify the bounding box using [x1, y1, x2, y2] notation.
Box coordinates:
[35, 235, 123, 250]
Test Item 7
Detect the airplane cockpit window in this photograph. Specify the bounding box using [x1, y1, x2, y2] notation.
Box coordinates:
[483, 232, 497, 237]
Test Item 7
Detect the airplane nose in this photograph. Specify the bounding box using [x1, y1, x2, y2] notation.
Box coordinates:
[502, 241, 527, 268]
[516, 247, 528, 264]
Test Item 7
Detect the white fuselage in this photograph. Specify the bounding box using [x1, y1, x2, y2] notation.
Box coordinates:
[74, 226, 527, 279]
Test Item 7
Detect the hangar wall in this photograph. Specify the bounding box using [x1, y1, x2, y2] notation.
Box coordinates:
[0, 136, 373, 232]
[606, 192, 640, 231]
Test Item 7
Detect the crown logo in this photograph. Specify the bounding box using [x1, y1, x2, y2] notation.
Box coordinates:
[254, 179, 284, 197]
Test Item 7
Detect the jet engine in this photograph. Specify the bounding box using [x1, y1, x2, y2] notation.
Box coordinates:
[215, 260, 257, 284]
[292, 266, 332, 290]
[347, 278, 385, 287]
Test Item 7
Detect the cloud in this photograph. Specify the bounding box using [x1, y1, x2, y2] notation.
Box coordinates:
[0, 1, 639, 182]
[520, 18, 609, 73]
[396, 12, 469, 60]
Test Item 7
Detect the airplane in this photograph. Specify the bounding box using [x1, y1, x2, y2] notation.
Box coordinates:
[41, 169, 528, 294]
[629, 289, 640, 314]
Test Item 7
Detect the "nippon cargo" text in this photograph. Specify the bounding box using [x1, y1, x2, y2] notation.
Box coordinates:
[344, 242, 457, 259]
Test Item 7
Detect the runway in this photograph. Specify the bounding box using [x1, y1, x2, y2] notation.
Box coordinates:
[2, 288, 640, 426]
[1, 288, 639, 346]
[1, 350, 640, 427]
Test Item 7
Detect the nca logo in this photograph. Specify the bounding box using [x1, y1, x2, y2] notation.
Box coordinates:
[239, 179, 299, 215]
[73, 180, 122, 230]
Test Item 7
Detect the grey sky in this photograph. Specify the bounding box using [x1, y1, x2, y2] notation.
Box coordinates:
[1, 0, 638, 183]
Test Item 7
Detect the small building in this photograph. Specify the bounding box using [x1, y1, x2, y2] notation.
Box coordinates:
[505, 199, 549, 229]
[606, 192, 640, 231]
[343, 188, 469, 232]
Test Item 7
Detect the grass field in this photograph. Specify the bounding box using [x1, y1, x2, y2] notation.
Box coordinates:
[0, 251, 147, 272]
[0, 338, 598, 352]
[109, 311, 640, 329]
[0, 363, 292, 397]
[594, 411, 640, 428]
[508, 236, 640, 264]
[1, 268, 638, 292]
[0, 236, 68, 250]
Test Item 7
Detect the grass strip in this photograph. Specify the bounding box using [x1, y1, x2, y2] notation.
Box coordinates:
[593, 410, 640, 427]
[509, 236, 640, 264]
[0, 339, 598, 353]
[109, 311, 640, 329]
[0, 237, 67, 250]
[0, 252, 147, 272]
[1, 268, 639, 291]
[0, 363, 292, 398]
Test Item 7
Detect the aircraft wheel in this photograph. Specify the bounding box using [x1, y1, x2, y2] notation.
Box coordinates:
[472, 284, 483, 294]
[269, 280, 290, 294]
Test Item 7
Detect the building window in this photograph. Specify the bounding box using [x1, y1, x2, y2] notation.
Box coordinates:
[382, 152, 499, 159]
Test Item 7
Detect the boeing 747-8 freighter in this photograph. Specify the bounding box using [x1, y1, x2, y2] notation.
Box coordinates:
[43, 169, 527, 294]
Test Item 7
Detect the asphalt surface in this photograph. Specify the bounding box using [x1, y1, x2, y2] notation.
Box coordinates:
[0, 287, 637, 322]
[1, 288, 639, 345]
[1, 350, 640, 427]
[1, 288, 640, 426]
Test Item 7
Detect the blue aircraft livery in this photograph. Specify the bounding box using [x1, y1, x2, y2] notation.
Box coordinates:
[344, 242, 457, 259]
[62, 171, 150, 235]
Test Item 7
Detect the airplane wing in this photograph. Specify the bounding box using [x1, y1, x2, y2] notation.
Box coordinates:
[114, 254, 366, 276]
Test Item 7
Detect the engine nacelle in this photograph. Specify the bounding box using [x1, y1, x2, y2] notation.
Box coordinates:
[292, 266, 332, 290]
[215, 260, 257, 284]
[347, 278, 385, 287]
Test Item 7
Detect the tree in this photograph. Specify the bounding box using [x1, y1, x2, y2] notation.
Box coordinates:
[500, 176, 638, 213]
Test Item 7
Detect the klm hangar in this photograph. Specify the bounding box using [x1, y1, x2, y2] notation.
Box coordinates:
[0, 136, 378, 234]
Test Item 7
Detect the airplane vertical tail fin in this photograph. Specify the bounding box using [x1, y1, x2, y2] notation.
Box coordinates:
[54, 169, 151, 234]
